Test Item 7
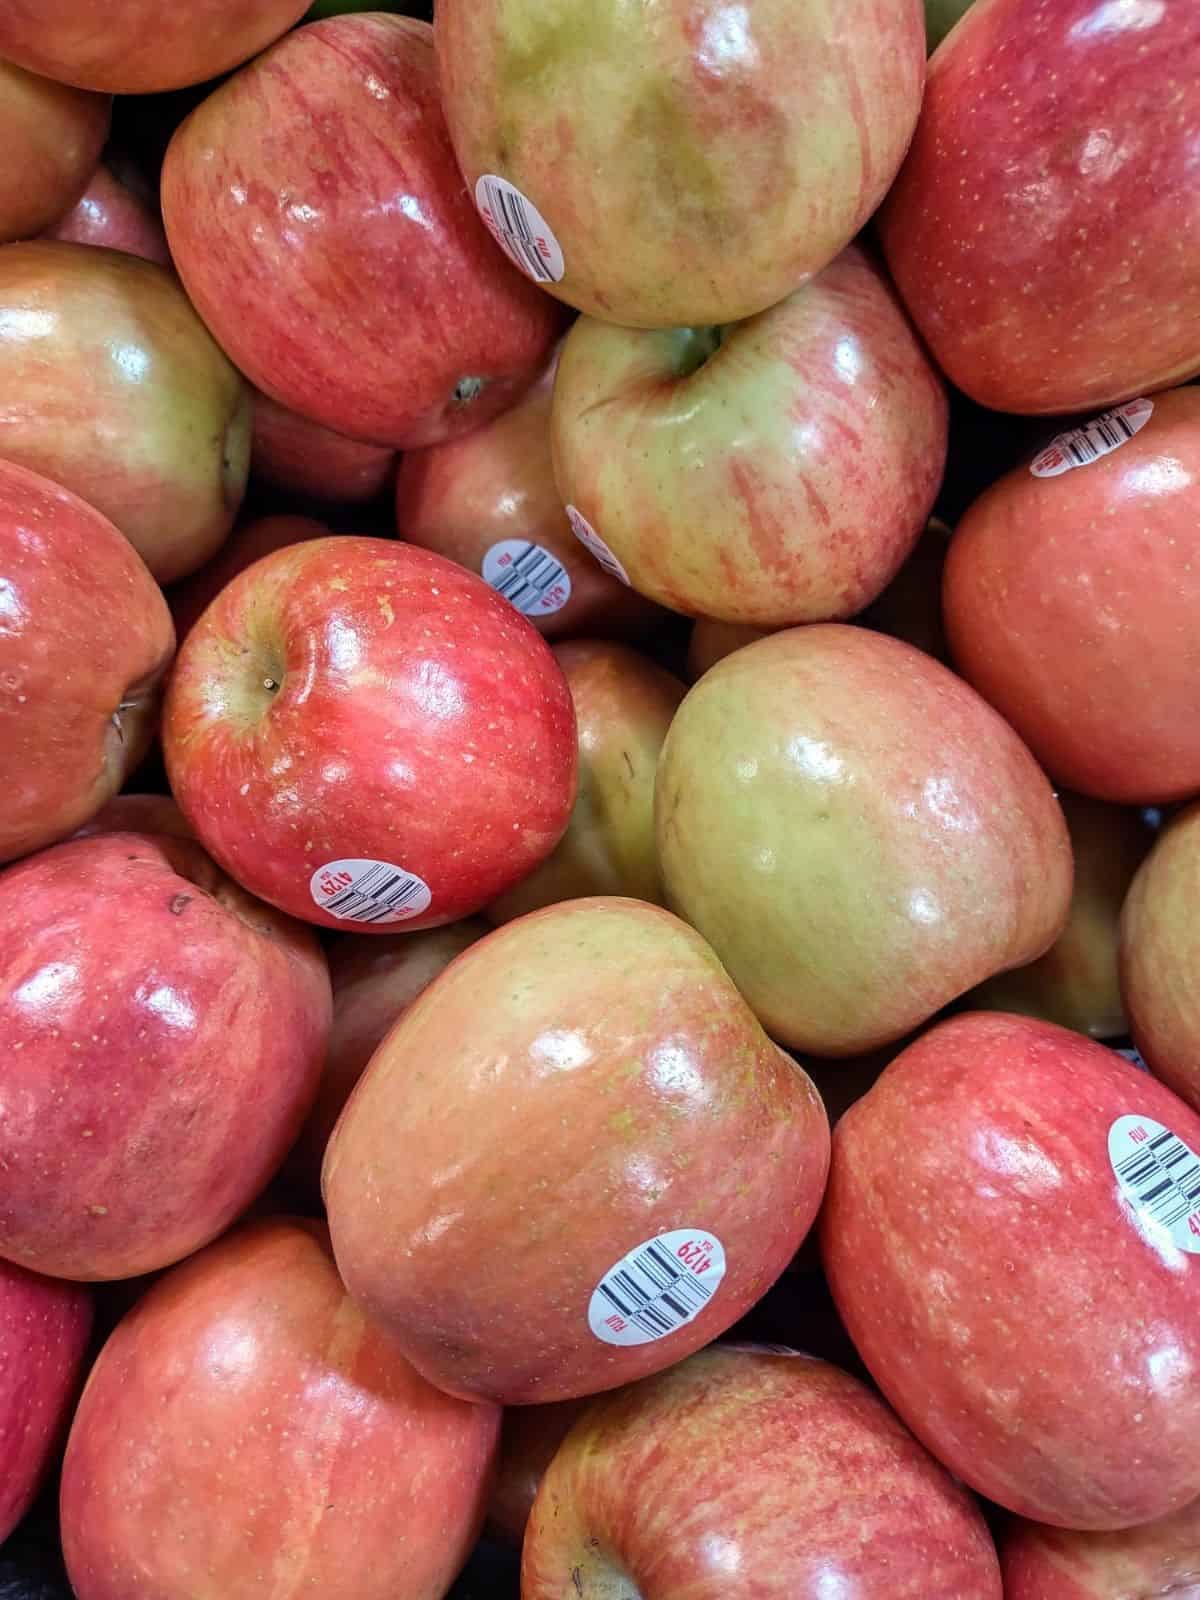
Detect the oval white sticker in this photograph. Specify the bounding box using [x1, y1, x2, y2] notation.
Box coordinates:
[566, 506, 631, 587]
[1109, 1114, 1200, 1254]
[481, 539, 572, 617]
[474, 175, 565, 285]
[1031, 397, 1154, 477]
[309, 858, 432, 925]
[588, 1228, 726, 1347]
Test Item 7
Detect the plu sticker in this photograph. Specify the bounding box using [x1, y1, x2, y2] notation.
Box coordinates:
[566, 506, 631, 586]
[475, 176, 565, 285]
[310, 859, 431, 924]
[481, 540, 571, 617]
[588, 1229, 726, 1347]
[1109, 1114, 1200, 1254]
[1031, 398, 1154, 477]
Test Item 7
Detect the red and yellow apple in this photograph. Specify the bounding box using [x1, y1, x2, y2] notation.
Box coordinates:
[166, 514, 329, 644]
[44, 163, 170, 264]
[0, 59, 109, 243]
[1002, 1496, 1200, 1598]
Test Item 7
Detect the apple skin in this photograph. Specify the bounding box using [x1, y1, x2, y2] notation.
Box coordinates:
[251, 389, 396, 505]
[0, 459, 175, 865]
[163, 536, 578, 932]
[0, 0, 310, 93]
[0, 1259, 93, 1545]
[70, 793, 192, 843]
[287, 919, 489, 1191]
[0, 241, 252, 584]
[1001, 1497, 1200, 1598]
[59, 1217, 500, 1600]
[522, 1345, 1003, 1599]
[0, 831, 332, 1281]
[553, 246, 948, 625]
[1120, 801, 1200, 1116]
[656, 624, 1073, 1056]
[323, 897, 831, 1405]
[822, 1011, 1200, 1530]
[943, 386, 1200, 804]
[686, 619, 775, 682]
[166, 513, 329, 644]
[0, 60, 109, 244]
[435, 0, 925, 329]
[161, 15, 563, 451]
[44, 163, 170, 265]
[966, 793, 1152, 1039]
[397, 358, 663, 642]
[857, 515, 951, 662]
[879, 0, 1200, 414]
[486, 642, 686, 924]
[486, 1399, 589, 1548]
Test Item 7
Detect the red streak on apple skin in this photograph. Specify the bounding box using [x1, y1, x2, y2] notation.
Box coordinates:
[1002, 1494, 1200, 1599]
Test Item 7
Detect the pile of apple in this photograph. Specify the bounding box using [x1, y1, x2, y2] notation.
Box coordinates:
[3, 0, 1200, 1596]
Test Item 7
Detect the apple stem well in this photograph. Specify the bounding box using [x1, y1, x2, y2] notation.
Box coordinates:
[668, 325, 726, 378]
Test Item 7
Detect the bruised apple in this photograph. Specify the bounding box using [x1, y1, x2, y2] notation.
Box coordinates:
[0, 60, 109, 243]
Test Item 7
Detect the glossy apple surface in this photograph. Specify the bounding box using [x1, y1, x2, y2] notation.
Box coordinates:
[0, 459, 174, 864]
[1120, 801, 1200, 1115]
[486, 642, 686, 923]
[0, 1259, 92, 1544]
[163, 537, 578, 931]
[823, 1012, 1200, 1529]
[397, 359, 662, 641]
[0, 832, 331, 1280]
[943, 387, 1200, 803]
[1001, 1496, 1200, 1598]
[251, 389, 395, 505]
[161, 15, 562, 450]
[0, 60, 109, 243]
[44, 163, 170, 264]
[70, 793, 192, 843]
[323, 898, 831, 1405]
[523, 1345, 1002, 1598]
[0, 241, 252, 583]
[60, 1218, 499, 1600]
[487, 1399, 588, 1548]
[880, 0, 1200, 413]
[166, 514, 329, 644]
[0, 0, 310, 92]
[967, 793, 1151, 1038]
[656, 625, 1073, 1055]
[553, 246, 947, 624]
[435, 0, 925, 328]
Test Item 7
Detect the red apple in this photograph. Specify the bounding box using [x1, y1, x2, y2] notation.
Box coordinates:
[879, 0, 1200, 414]
[0, 0, 310, 93]
[60, 1218, 500, 1600]
[486, 641, 686, 923]
[435, 0, 926, 328]
[396, 358, 663, 641]
[553, 246, 948, 624]
[522, 1345, 1002, 1598]
[251, 389, 396, 505]
[823, 1011, 1200, 1529]
[69, 793, 192, 843]
[1120, 801, 1200, 1115]
[943, 386, 1200, 803]
[323, 897, 831, 1405]
[163, 537, 578, 931]
[857, 516, 951, 662]
[44, 163, 170, 264]
[686, 619, 775, 682]
[166, 514, 329, 644]
[487, 1399, 589, 1548]
[0, 459, 175, 864]
[161, 15, 563, 450]
[0, 59, 109, 243]
[656, 625, 1073, 1055]
[0, 831, 331, 1280]
[1001, 1496, 1200, 1598]
[0, 240, 252, 583]
[0, 1258, 92, 1545]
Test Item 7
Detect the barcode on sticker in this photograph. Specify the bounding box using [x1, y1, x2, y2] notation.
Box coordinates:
[475, 175, 565, 285]
[566, 505, 631, 586]
[588, 1228, 726, 1347]
[1031, 398, 1154, 477]
[310, 858, 432, 925]
[1109, 1114, 1200, 1254]
[482, 539, 571, 617]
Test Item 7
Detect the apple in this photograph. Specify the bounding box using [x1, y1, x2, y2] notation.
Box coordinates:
[163, 537, 578, 931]
[166, 514, 329, 644]
[943, 386, 1200, 804]
[552, 246, 948, 624]
[323, 897, 831, 1405]
[435, 0, 925, 328]
[486, 641, 686, 924]
[0, 459, 174, 864]
[0, 59, 109, 244]
[965, 793, 1152, 1039]
[1001, 1496, 1200, 1598]
[0, 831, 331, 1280]
[397, 357, 663, 642]
[161, 15, 563, 451]
[857, 516, 951, 662]
[522, 1345, 1003, 1598]
[656, 624, 1073, 1056]
[879, 0, 1200, 414]
[487, 1399, 588, 1548]
[0, 240, 252, 583]
[251, 389, 396, 505]
[686, 619, 775, 682]
[0, 1259, 92, 1545]
[1120, 801, 1200, 1115]
[287, 919, 489, 1191]
[70, 793, 192, 843]
[60, 1217, 500, 1600]
[44, 163, 170, 264]
[823, 1011, 1200, 1529]
[925, 0, 974, 50]
[0, 0, 310, 93]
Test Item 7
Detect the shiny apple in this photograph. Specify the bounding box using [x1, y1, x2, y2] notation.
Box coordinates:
[1001, 1496, 1200, 1598]
[251, 389, 395, 505]
[166, 514, 329, 644]
[0, 60, 109, 244]
[44, 163, 170, 264]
